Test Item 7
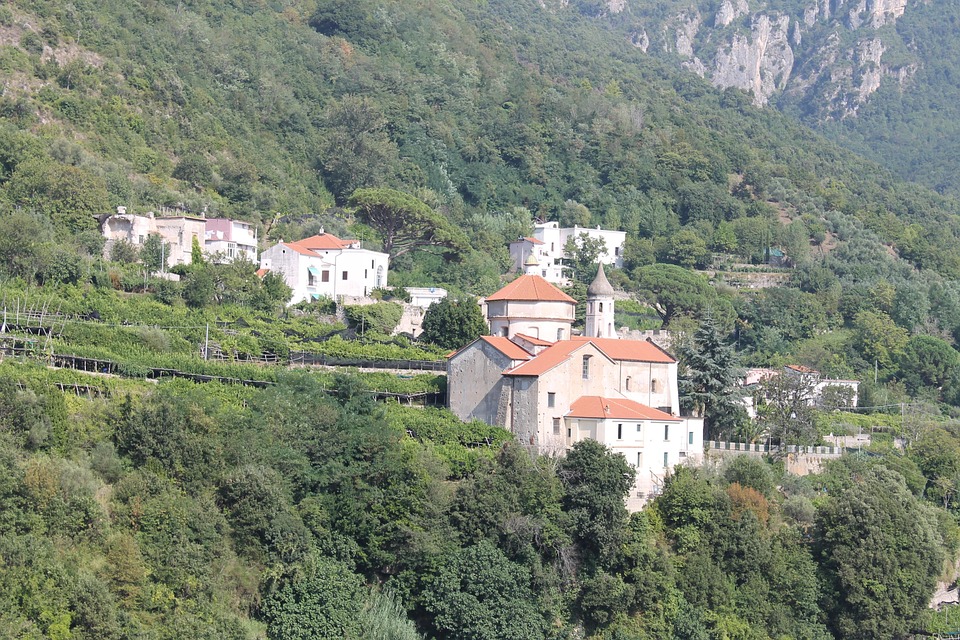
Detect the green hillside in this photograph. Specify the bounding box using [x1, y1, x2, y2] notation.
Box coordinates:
[4, 0, 960, 284]
[4, 1, 960, 638]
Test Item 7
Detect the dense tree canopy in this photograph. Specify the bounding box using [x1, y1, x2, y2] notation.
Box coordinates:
[420, 296, 487, 350]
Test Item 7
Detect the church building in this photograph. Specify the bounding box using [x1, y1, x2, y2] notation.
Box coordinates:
[448, 260, 703, 510]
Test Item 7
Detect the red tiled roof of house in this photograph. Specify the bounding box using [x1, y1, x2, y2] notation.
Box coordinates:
[292, 233, 355, 251]
[567, 396, 680, 421]
[480, 336, 533, 361]
[513, 333, 553, 346]
[255, 268, 270, 277]
[525, 236, 544, 244]
[570, 337, 675, 363]
[503, 340, 603, 376]
[785, 364, 818, 374]
[486, 275, 576, 303]
[282, 242, 321, 257]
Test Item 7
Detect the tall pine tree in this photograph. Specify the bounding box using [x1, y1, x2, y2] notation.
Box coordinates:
[677, 310, 745, 440]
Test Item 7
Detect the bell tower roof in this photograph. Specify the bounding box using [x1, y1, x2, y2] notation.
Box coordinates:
[587, 263, 614, 297]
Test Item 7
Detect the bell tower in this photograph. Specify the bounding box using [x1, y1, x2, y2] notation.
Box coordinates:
[585, 263, 616, 338]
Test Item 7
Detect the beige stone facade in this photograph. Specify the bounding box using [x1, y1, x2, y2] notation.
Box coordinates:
[448, 271, 703, 510]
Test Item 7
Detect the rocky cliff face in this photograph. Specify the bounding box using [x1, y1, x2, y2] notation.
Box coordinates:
[616, 0, 916, 117]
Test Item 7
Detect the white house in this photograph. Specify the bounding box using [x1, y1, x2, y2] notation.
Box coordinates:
[741, 365, 860, 419]
[205, 218, 258, 263]
[509, 221, 627, 285]
[258, 232, 389, 304]
[100, 206, 205, 269]
[448, 266, 703, 511]
[394, 287, 449, 338]
[405, 287, 448, 309]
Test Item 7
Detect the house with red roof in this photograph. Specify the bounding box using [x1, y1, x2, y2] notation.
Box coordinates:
[449, 266, 703, 510]
[258, 230, 389, 303]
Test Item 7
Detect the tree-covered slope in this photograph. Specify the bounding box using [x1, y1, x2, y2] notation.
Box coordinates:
[4, 0, 960, 282]
[572, 0, 960, 196]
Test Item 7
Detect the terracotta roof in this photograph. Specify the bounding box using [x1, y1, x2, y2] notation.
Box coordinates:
[479, 336, 532, 361]
[567, 396, 680, 421]
[292, 233, 355, 251]
[513, 333, 553, 346]
[486, 275, 576, 303]
[570, 337, 675, 363]
[785, 364, 818, 374]
[525, 236, 544, 245]
[282, 242, 321, 257]
[255, 268, 270, 277]
[503, 340, 600, 376]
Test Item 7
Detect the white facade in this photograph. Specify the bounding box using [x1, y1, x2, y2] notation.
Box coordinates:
[509, 221, 627, 285]
[565, 400, 704, 511]
[585, 264, 617, 339]
[405, 287, 448, 309]
[205, 218, 258, 263]
[100, 208, 205, 269]
[259, 233, 389, 304]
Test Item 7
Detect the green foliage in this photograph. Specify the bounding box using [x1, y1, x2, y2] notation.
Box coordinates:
[559, 439, 633, 569]
[632, 264, 732, 329]
[897, 335, 960, 398]
[349, 188, 466, 258]
[344, 302, 403, 336]
[261, 554, 364, 640]
[420, 296, 487, 350]
[677, 311, 746, 440]
[422, 541, 545, 640]
[816, 467, 946, 640]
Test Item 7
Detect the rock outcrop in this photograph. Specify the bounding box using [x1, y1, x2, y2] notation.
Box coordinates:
[628, 0, 917, 115]
[711, 14, 794, 106]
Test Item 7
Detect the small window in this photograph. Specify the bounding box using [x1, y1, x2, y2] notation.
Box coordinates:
[567, 428, 572, 438]
[637, 452, 642, 468]
[542, 270, 547, 277]
[371, 259, 375, 268]
[625, 376, 632, 391]
[688, 431, 694, 445]
[664, 424, 669, 441]
[322, 270, 330, 283]
[547, 392, 556, 408]
[557, 328, 564, 340]
[582, 355, 591, 380]
[615, 246, 620, 256]
[663, 452, 669, 467]
[365, 269, 368, 278]
[617, 424, 623, 440]
[500, 327, 508, 337]
[342, 271, 348, 280]
[599, 302, 603, 312]
[651, 379, 659, 393]
[553, 418, 561, 435]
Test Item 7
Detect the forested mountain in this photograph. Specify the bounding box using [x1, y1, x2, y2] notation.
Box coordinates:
[6, 0, 960, 638]
[572, 0, 960, 195]
[5, 0, 960, 283]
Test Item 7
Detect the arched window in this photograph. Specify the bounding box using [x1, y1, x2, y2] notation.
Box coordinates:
[651, 379, 659, 393]
[625, 376, 632, 391]
[599, 302, 604, 312]
[582, 355, 592, 380]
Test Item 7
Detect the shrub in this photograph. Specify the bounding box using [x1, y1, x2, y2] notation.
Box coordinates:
[343, 302, 402, 335]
